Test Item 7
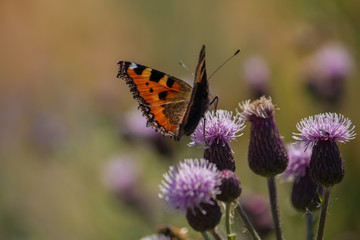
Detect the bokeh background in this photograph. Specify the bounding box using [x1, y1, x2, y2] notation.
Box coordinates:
[0, 0, 359, 239]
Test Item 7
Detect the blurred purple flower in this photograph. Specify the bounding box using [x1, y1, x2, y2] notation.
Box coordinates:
[102, 155, 141, 195]
[304, 42, 354, 105]
[30, 114, 67, 153]
[313, 43, 353, 80]
[242, 55, 270, 98]
[121, 108, 159, 139]
[159, 158, 221, 214]
[281, 142, 323, 211]
[281, 142, 312, 182]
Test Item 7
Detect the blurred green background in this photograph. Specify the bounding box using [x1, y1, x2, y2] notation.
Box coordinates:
[0, 0, 359, 239]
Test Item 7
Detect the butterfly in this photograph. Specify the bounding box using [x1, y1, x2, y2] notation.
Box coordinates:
[117, 45, 210, 141]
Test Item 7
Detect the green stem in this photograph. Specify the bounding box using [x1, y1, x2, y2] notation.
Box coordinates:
[235, 203, 261, 240]
[201, 231, 211, 240]
[305, 212, 314, 240]
[267, 177, 284, 240]
[316, 187, 331, 240]
[225, 202, 232, 238]
[224, 202, 237, 239]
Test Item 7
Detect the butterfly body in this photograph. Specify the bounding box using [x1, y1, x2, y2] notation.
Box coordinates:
[117, 45, 209, 141]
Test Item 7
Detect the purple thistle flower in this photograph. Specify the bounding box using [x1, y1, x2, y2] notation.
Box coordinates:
[293, 113, 356, 149]
[281, 142, 312, 182]
[159, 158, 221, 214]
[190, 110, 245, 171]
[190, 110, 245, 147]
[293, 113, 356, 187]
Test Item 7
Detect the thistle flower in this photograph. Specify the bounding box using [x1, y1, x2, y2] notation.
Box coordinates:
[190, 110, 245, 147]
[159, 158, 221, 213]
[190, 110, 245, 171]
[281, 142, 312, 182]
[159, 159, 222, 231]
[293, 113, 356, 187]
[238, 96, 288, 177]
[281, 143, 323, 212]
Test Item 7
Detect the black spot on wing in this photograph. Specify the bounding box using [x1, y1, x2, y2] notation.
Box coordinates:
[150, 69, 164, 82]
[150, 88, 153, 93]
[166, 78, 175, 88]
[134, 65, 146, 75]
[158, 91, 167, 100]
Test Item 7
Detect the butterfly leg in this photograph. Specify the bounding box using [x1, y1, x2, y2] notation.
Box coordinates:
[209, 96, 218, 111]
[203, 117, 207, 146]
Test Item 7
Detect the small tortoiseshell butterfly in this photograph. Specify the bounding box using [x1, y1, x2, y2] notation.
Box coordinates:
[117, 45, 210, 141]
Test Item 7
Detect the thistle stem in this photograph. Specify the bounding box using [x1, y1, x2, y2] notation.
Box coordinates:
[305, 212, 314, 240]
[235, 203, 261, 240]
[201, 231, 211, 240]
[267, 177, 284, 240]
[225, 202, 232, 238]
[210, 227, 226, 240]
[316, 187, 331, 240]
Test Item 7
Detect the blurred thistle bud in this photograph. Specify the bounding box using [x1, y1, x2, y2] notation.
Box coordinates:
[239, 195, 273, 237]
[238, 97, 288, 177]
[294, 113, 356, 187]
[216, 170, 242, 203]
[242, 55, 270, 99]
[190, 110, 245, 171]
[281, 143, 323, 212]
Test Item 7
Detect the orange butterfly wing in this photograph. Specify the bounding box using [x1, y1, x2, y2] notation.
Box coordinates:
[117, 61, 193, 138]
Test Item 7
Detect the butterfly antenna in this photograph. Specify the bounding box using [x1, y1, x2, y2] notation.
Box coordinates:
[179, 60, 195, 77]
[208, 49, 240, 80]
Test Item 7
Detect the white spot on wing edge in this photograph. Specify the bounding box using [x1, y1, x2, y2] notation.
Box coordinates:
[129, 62, 137, 69]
